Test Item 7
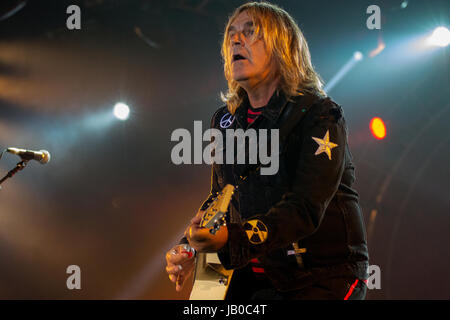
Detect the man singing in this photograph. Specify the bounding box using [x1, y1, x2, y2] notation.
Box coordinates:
[166, 1, 369, 300]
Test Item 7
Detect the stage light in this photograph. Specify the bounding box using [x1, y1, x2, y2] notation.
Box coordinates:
[113, 102, 130, 121]
[369, 37, 386, 58]
[426, 26, 450, 47]
[370, 117, 386, 140]
[353, 51, 363, 61]
[324, 51, 364, 93]
[400, 1, 408, 9]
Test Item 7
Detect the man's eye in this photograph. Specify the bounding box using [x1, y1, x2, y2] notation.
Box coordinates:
[244, 29, 255, 37]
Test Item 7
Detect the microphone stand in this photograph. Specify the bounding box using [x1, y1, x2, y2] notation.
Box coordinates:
[0, 160, 29, 189]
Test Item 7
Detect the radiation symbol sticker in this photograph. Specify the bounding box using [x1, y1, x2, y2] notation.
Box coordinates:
[243, 219, 268, 244]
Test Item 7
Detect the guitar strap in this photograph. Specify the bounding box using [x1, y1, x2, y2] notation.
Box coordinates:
[235, 91, 320, 184]
[278, 92, 319, 148]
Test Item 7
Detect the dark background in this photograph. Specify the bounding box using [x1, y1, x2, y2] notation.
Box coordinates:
[0, 0, 448, 299]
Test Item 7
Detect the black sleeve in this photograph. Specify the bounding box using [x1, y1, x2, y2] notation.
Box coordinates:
[217, 102, 347, 269]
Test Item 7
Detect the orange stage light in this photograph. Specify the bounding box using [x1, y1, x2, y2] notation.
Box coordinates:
[370, 117, 386, 140]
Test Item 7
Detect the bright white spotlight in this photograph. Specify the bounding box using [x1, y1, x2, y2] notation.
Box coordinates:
[113, 102, 130, 121]
[427, 26, 450, 47]
[324, 51, 364, 93]
[353, 51, 363, 61]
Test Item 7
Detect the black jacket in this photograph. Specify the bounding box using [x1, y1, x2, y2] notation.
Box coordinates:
[196, 91, 369, 291]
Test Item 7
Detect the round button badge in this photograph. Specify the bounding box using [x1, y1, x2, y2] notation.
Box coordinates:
[220, 112, 235, 129]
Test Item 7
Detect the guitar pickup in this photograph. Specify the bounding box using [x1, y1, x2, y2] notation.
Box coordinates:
[203, 211, 225, 229]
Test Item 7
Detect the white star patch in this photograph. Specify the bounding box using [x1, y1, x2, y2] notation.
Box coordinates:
[312, 130, 338, 160]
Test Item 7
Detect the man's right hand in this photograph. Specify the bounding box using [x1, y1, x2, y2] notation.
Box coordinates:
[165, 244, 195, 292]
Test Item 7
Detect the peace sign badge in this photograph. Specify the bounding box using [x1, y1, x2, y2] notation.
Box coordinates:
[220, 112, 235, 129]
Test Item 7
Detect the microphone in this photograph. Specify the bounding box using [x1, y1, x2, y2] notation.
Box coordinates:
[6, 148, 51, 164]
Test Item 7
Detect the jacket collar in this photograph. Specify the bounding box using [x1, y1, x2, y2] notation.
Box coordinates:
[234, 89, 300, 127]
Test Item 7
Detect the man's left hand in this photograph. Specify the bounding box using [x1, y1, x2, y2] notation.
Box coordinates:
[185, 210, 228, 252]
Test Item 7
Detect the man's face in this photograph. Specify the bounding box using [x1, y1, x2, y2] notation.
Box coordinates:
[228, 11, 274, 85]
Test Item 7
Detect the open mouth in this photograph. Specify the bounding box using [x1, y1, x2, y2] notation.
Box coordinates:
[232, 54, 247, 62]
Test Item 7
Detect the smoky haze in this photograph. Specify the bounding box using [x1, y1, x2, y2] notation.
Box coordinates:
[0, 0, 449, 299]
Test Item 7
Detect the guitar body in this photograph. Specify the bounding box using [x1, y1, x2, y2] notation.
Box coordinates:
[189, 252, 234, 300]
[189, 184, 235, 300]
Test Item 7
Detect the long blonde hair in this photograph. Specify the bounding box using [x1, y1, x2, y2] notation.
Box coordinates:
[221, 2, 326, 114]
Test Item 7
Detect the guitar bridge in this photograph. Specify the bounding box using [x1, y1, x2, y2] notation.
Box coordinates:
[218, 277, 228, 286]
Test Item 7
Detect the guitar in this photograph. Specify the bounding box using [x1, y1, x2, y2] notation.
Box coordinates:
[189, 184, 235, 300]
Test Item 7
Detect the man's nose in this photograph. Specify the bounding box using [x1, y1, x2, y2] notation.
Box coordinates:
[231, 32, 244, 46]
